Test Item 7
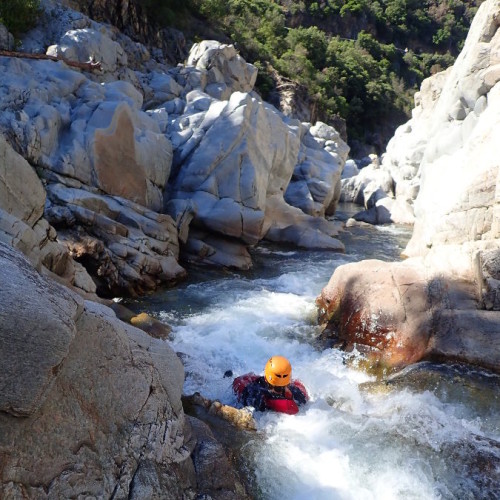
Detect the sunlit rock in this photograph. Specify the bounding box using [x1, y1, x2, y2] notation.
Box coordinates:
[285, 121, 349, 217]
[316, 258, 500, 372]
[165, 90, 346, 265]
[187, 40, 258, 97]
[317, 259, 433, 370]
[46, 27, 128, 74]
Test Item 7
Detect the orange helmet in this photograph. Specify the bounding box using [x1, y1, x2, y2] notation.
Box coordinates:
[264, 356, 292, 387]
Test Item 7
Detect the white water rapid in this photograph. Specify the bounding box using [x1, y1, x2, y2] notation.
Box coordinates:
[129, 208, 500, 499]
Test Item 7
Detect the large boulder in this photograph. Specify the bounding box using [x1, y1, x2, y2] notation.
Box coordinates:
[165, 91, 346, 266]
[0, 242, 186, 496]
[0, 242, 84, 416]
[0, 54, 183, 295]
[316, 259, 500, 373]
[285, 121, 349, 217]
[46, 27, 128, 74]
[0, 57, 171, 212]
[186, 40, 258, 99]
[0, 243, 249, 498]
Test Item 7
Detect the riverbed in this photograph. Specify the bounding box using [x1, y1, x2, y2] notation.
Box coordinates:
[125, 204, 500, 499]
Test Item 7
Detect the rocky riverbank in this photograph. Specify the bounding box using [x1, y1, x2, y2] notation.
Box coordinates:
[318, 0, 500, 374]
[0, 0, 349, 496]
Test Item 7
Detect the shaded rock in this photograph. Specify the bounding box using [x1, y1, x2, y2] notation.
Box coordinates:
[353, 197, 415, 225]
[109, 303, 172, 340]
[0, 242, 84, 416]
[0, 23, 14, 50]
[46, 183, 186, 296]
[182, 228, 253, 270]
[341, 161, 394, 208]
[341, 159, 359, 179]
[264, 194, 345, 251]
[188, 416, 251, 499]
[0, 242, 199, 498]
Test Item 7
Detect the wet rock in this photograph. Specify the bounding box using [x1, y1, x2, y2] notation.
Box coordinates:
[317, 257, 500, 373]
[183, 392, 257, 432]
[130, 312, 172, 340]
[187, 416, 251, 499]
[316, 259, 433, 371]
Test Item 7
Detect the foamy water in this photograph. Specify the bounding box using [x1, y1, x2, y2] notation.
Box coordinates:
[131, 219, 500, 499]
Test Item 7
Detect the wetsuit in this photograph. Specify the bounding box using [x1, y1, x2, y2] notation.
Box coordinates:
[236, 375, 308, 415]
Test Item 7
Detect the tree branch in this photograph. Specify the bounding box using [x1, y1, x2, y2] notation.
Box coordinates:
[0, 50, 102, 71]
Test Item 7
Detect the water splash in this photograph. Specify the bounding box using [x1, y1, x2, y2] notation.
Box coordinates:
[130, 216, 499, 499]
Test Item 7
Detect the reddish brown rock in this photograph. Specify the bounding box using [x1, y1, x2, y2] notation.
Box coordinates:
[317, 260, 433, 371]
[316, 258, 500, 373]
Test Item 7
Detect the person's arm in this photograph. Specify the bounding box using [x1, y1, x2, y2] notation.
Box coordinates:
[242, 384, 267, 411]
[290, 383, 308, 406]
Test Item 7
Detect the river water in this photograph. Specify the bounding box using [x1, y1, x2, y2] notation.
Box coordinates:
[126, 204, 500, 499]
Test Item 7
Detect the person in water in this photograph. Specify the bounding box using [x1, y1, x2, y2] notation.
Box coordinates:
[232, 356, 308, 415]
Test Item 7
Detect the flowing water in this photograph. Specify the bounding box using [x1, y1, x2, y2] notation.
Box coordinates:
[125, 204, 500, 499]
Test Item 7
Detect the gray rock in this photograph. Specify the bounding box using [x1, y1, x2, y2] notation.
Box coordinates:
[0, 242, 84, 416]
[187, 40, 258, 95]
[0, 23, 14, 50]
[0, 243, 198, 497]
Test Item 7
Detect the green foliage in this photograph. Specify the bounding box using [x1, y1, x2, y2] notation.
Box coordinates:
[340, 0, 368, 16]
[0, 0, 40, 37]
[286, 26, 327, 69]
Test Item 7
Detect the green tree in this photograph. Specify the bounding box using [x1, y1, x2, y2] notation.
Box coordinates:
[0, 0, 40, 37]
[285, 26, 327, 69]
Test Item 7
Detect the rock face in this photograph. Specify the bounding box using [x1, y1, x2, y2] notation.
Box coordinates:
[0, 242, 247, 498]
[0, 0, 348, 292]
[0, 242, 185, 496]
[319, 0, 500, 372]
[343, 0, 500, 229]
